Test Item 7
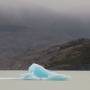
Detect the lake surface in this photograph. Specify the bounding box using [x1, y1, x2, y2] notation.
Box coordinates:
[0, 71, 90, 90]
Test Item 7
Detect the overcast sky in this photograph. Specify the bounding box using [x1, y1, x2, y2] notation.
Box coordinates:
[0, 0, 90, 17]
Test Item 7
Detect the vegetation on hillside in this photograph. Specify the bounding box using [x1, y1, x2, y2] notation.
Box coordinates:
[0, 38, 90, 70]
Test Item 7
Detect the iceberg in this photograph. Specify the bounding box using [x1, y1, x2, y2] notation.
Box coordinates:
[21, 63, 70, 80]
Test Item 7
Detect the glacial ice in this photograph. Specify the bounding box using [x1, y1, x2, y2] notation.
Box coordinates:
[21, 63, 70, 80]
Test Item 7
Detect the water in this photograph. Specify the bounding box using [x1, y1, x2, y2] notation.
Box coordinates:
[0, 71, 90, 90]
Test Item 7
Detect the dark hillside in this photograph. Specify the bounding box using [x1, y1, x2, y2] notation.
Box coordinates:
[0, 38, 90, 70]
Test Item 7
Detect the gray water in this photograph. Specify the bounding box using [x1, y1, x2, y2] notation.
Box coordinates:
[0, 71, 90, 90]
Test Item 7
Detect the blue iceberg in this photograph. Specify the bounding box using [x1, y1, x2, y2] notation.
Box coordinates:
[21, 63, 70, 80]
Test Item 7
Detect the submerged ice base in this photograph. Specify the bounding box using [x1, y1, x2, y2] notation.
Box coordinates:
[21, 63, 70, 80]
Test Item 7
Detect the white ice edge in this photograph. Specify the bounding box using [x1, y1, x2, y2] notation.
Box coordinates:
[0, 76, 71, 80]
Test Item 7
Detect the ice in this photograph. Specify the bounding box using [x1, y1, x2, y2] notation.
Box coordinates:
[21, 63, 70, 80]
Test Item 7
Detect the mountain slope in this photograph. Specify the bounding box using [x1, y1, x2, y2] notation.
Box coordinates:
[0, 5, 90, 69]
[0, 38, 90, 70]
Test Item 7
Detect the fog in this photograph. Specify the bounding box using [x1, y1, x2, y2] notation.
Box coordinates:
[0, 0, 90, 17]
[0, 0, 90, 49]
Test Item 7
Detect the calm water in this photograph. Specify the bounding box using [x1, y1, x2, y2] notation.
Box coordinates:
[0, 71, 90, 90]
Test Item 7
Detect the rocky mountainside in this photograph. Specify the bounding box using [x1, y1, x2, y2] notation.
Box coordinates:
[0, 38, 90, 70]
[0, 4, 90, 64]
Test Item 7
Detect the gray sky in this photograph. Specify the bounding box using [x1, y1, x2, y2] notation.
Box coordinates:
[0, 0, 90, 17]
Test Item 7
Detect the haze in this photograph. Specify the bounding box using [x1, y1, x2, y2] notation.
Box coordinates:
[0, 0, 90, 17]
[0, 0, 90, 45]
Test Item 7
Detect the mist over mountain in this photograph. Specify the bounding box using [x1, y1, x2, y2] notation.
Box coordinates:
[0, 3, 90, 62]
[0, 8, 90, 48]
[0, 1, 90, 70]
